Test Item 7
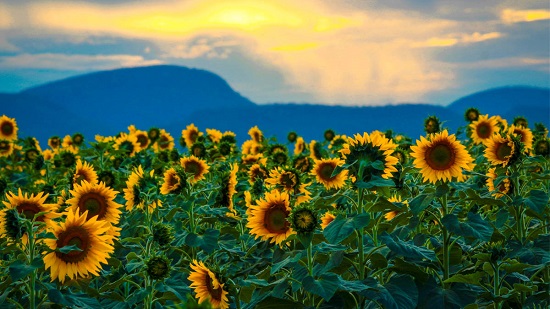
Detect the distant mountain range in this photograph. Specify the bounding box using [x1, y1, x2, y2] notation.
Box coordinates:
[1, 65, 549, 146]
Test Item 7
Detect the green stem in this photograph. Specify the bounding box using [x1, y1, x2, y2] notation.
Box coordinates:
[440, 194, 451, 288]
[307, 241, 314, 276]
[357, 188, 365, 281]
[27, 222, 36, 309]
[493, 262, 501, 309]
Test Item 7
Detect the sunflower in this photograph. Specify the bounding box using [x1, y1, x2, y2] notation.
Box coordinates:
[248, 164, 268, 184]
[265, 167, 311, 204]
[339, 132, 399, 182]
[248, 126, 263, 143]
[188, 260, 229, 309]
[424, 116, 441, 134]
[154, 129, 175, 152]
[410, 130, 474, 184]
[0, 140, 14, 157]
[180, 156, 210, 183]
[43, 149, 54, 161]
[62, 135, 74, 149]
[181, 124, 203, 148]
[241, 154, 266, 166]
[66, 180, 122, 224]
[292, 155, 313, 173]
[534, 138, 550, 157]
[72, 133, 85, 147]
[294, 137, 306, 155]
[484, 134, 516, 167]
[309, 140, 322, 160]
[241, 140, 261, 155]
[508, 125, 533, 153]
[95, 135, 114, 143]
[469, 115, 498, 145]
[384, 195, 408, 221]
[123, 165, 149, 211]
[287, 131, 298, 143]
[513, 116, 528, 128]
[493, 115, 508, 131]
[0, 115, 18, 141]
[311, 158, 348, 190]
[324, 129, 336, 142]
[114, 133, 140, 157]
[73, 159, 98, 186]
[289, 206, 318, 234]
[206, 128, 223, 143]
[160, 167, 187, 195]
[328, 135, 348, 153]
[216, 164, 238, 214]
[43, 209, 115, 283]
[48, 136, 61, 150]
[132, 129, 150, 149]
[148, 127, 160, 143]
[320, 212, 336, 230]
[246, 190, 295, 245]
[486, 167, 511, 198]
[464, 107, 480, 122]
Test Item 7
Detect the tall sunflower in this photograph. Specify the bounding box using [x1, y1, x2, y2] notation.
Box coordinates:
[182, 124, 203, 148]
[43, 209, 115, 283]
[266, 167, 311, 204]
[114, 133, 140, 157]
[66, 180, 122, 224]
[469, 115, 498, 145]
[0, 189, 59, 241]
[311, 158, 348, 190]
[410, 130, 474, 184]
[339, 132, 399, 182]
[508, 125, 533, 153]
[0, 115, 18, 141]
[180, 156, 210, 184]
[48, 136, 61, 150]
[73, 159, 98, 186]
[248, 126, 263, 143]
[188, 260, 229, 309]
[246, 190, 295, 245]
[484, 134, 516, 167]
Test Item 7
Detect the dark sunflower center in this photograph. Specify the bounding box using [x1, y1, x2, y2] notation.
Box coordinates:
[319, 163, 336, 181]
[280, 172, 297, 190]
[136, 135, 148, 147]
[425, 143, 455, 170]
[190, 132, 198, 143]
[513, 129, 526, 142]
[79, 193, 107, 220]
[17, 202, 43, 221]
[1, 122, 14, 135]
[476, 123, 492, 138]
[193, 147, 202, 157]
[185, 162, 201, 176]
[467, 111, 478, 121]
[50, 139, 60, 148]
[0, 141, 10, 150]
[264, 204, 290, 233]
[296, 212, 313, 229]
[56, 226, 90, 263]
[74, 172, 89, 185]
[205, 274, 223, 301]
[168, 173, 180, 187]
[496, 142, 512, 160]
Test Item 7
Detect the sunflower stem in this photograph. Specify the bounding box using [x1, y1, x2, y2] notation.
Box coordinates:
[440, 194, 451, 288]
[26, 221, 36, 309]
[357, 188, 366, 281]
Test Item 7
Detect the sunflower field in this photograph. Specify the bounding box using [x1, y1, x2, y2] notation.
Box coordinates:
[0, 111, 549, 309]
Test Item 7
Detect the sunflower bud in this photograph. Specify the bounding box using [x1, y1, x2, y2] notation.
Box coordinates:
[324, 129, 335, 142]
[148, 127, 160, 143]
[98, 171, 116, 187]
[190, 143, 206, 158]
[513, 116, 528, 128]
[290, 206, 318, 234]
[287, 131, 298, 143]
[464, 107, 480, 122]
[424, 116, 441, 134]
[146, 256, 171, 280]
[534, 138, 550, 157]
[72, 133, 85, 146]
[153, 223, 175, 248]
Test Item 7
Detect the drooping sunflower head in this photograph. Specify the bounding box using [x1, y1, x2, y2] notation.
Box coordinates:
[508, 125, 533, 152]
[248, 126, 263, 143]
[154, 129, 175, 152]
[424, 115, 441, 134]
[486, 167, 512, 198]
[339, 132, 399, 182]
[0, 140, 14, 157]
[123, 165, 146, 211]
[24, 148, 40, 163]
[393, 148, 408, 165]
[320, 212, 336, 230]
[289, 205, 318, 234]
[287, 131, 298, 143]
[410, 130, 475, 184]
[246, 190, 295, 246]
[533, 123, 549, 138]
[190, 142, 207, 158]
[469, 114, 498, 145]
[270, 150, 288, 166]
[0, 208, 26, 241]
[324, 129, 336, 142]
[72, 133, 85, 147]
[311, 158, 348, 190]
[309, 140, 323, 160]
[114, 133, 140, 157]
[66, 180, 122, 224]
[43, 209, 115, 284]
[206, 128, 223, 144]
[152, 222, 175, 248]
[180, 156, 210, 183]
[218, 141, 233, 156]
[534, 138, 550, 157]
[182, 124, 203, 147]
[169, 148, 180, 162]
[0, 115, 18, 141]
[464, 107, 480, 122]
[513, 116, 528, 128]
[146, 255, 171, 280]
[48, 136, 61, 150]
[148, 127, 160, 142]
[292, 154, 313, 173]
[160, 167, 186, 195]
[73, 159, 98, 186]
[188, 260, 230, 309]
[484, 134, 518, 167]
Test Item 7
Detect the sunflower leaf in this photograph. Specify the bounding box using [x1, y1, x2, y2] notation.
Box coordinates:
[323, 215, 358, 244]
[303, 273, 339, 301]
[379, 232, 437, 261]
[56, 244, 83, 254]
[409, 194, 433, 215]
[9, 258, 43, 282]
[524, 190, 549, 214]
[441, 213, 493, 242]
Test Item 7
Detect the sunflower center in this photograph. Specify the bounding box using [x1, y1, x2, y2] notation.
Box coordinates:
[168, 173, 180, 188]
[193, 147, 202, 157]
[264, 204, 290, 233]
[56, 226, 90, 263]
[280, 172, 297, 190]
[79, 193, 108, 220]
[513, 129, 526, 142]
[190, 132, 198, 143]
[136, 135, 148, 147]
[425, 143, 455, 170]
[17, 202, 43, 221]
[1, 121, 13, 135]
[0, 141, 9, 150]
[296, 212, 313, 229]
[476, 123, 492, 138]
[496, 142, 513, 160]
[205, 274, 223, 301]
[319, 163, 336, 181]
[185, 161, 201, 176]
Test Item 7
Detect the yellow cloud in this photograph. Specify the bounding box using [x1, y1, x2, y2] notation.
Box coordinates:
[501, 9, 550, 24]
[413, 32, 502, 47]
[0, 4, 13, 29]
[270, 42, 319, 52]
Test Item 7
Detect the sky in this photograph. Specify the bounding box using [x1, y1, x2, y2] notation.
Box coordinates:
[0, 0, 548, 106]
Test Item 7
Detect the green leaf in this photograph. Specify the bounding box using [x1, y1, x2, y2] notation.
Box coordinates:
[444, 272, 484, 286]
[320, 251, 344, 274]
[379, 232, 437, 261]
[524, 190, 549, 214]
[271, 253, 302, 274]
[296, 232, 313, 247]
[57, 244, 83, 254]
[337, 276, 372, 292]
[513, 283, 538, 293]
[302, 273, 340, 301]
[409, 194, 433, 215]
[352, 213, 370, 229]
[323, 214, 369, 244]
[356, 176, 395, 189]
[371, 160, 386, 171]
[389, 258, 429, 283]
[362, 275, 418, 309]
[441, 213, 494, 242]
[255, 296, 305, 309]
[9, 258, 43, 282]
[184, 228, 220, 253]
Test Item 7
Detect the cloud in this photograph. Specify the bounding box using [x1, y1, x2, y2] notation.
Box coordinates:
[459, 57, 550, 71]
[501, 9, 550, 23]
[0, 53, 163, 70]
[412, 32, 503, 47]
[0, 4, 13, 29]
[163, 37, 235, 59]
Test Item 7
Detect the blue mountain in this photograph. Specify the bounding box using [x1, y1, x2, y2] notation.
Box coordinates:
[1, 65, 548, 145]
